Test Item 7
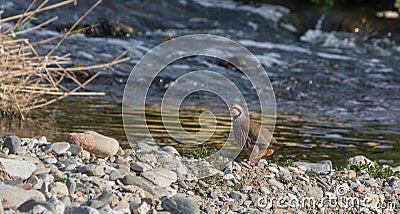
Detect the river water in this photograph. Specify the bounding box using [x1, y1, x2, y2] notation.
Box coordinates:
[1, 0, 400, 166]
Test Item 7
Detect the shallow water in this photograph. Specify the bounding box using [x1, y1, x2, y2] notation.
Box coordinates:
[1, 0, 400, 165]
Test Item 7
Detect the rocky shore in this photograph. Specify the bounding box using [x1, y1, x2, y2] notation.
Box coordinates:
[0, 132, 399, 214]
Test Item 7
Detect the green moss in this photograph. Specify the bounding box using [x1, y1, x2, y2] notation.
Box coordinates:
[183, 145, 218, 159]
[53, 174, 67, 183]
[348, 161, 400, 179]
[278, 176, 291, 185]
[270, 159, 294, 167]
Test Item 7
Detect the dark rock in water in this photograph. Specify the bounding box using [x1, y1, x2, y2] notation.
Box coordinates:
[161, 194, 200, 214]
[3, 135, 21, 154]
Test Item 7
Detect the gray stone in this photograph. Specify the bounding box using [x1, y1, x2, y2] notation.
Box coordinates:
[0, 184, 45, 208]
[86, 131, 119, 158]
[51, 142, 71, 155]
[49, 182, 69, 197]
[267, 178, 284, 190]
[68, 206, 100, 214]
[66, 178, 76, 196]
[109, 170, 122, 181]
[131, 201, 150, 214]
[78, 164, 105, 176]
[134, 142, 159, 153]
[198, 180, 208, 189]
[35, 136, 47, 144]
[87, 200, 105, 209]
[130, 162, 152, 172]
[301, 185, 323, 199]
[122, 174, 169, 197]
[68, 144, 83, 156]
[44, 157, 58, 164]
[141, 169, 177, 187]
[123, 174, 156, 195]
[293, 161, 331, 174]
[0, 157, 36, 180]
[60, 159, 78, 171]
[17, 199, 56, 213]
[96, 191, 115, 205]
[161, 194, 200, 214]
[229, 191, 248, 205]
[161, 146, 180, 156]
[33, 168, 51, 175]
[3, 135, 21, 154]
[59, 196, 71, 207]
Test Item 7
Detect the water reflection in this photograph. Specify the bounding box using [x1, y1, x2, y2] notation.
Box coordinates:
[1, 99, 398, 166]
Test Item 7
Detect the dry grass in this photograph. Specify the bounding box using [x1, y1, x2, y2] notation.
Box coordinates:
[0, 0, 129, 118]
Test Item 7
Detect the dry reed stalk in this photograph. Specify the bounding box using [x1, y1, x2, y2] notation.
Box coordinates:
[0, 0, 130, 118]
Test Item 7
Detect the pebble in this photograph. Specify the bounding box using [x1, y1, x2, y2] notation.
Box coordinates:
[130, 161, 152, 172]
[135, 142, 159, 153]
[267, 178, 284, 190]
[229, 191, 248, 205]
[49, 182, 69, 197]
[68, 144, 83, 156]
[3, 135, 21, 154]
[66, 178, 76, 196]
[301, 185, 323, 199]
[69, 206, 100, 214]
[77, 164, 105, 176]
[161, 146, 180, 155]
[51, 142, 71, 155]
[161, 194, 200, 214]
[109, 170, 122, 181]
[44, 157, 58, 164]
[141, 169, 177, 187]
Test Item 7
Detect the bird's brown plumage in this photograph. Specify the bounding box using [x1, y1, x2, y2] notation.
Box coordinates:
[229, 104, 282, 162]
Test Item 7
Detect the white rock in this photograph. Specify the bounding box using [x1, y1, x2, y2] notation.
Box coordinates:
[141, 169, 177, 187]
[0, 184, 45, 208]
[0, 157, 36, 180]
[51, 142, 71, 155]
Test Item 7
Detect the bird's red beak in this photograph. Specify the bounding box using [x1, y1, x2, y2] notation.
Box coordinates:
[227, 106, 232, 111]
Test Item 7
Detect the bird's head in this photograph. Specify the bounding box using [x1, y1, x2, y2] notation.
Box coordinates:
[228, 104, 244, 118]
